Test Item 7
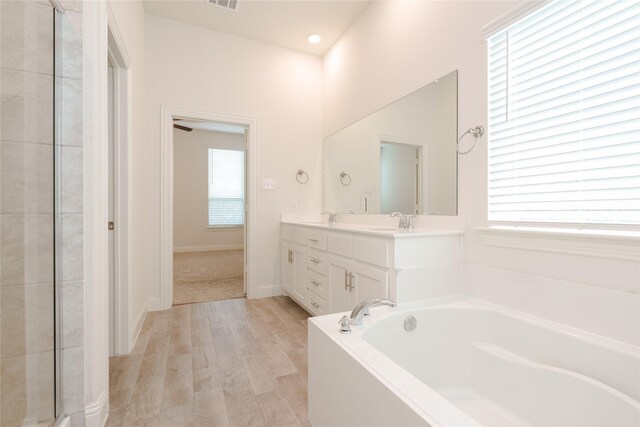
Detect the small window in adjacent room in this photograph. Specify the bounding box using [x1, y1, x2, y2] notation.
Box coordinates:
[487, 0, 640, 227]
[208, 148, 245, 227]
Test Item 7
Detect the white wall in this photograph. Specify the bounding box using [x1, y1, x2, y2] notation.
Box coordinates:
[173, 128, 245, 250]
[323, 0, 640, 295]
[146, 15, 323, 298]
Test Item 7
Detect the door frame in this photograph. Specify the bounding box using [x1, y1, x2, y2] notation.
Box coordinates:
[107, 14, 132, 355]
[160, 107, 258, 309]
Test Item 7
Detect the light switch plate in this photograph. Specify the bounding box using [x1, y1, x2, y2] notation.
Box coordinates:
[262, 178, 276, 190]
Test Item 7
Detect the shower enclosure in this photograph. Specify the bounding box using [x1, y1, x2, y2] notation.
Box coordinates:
[1, 0, 84, 425]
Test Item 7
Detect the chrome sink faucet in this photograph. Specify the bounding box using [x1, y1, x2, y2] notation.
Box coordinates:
[321, 210, 353, 227]
[338, 298, 396, 334]
[391, 212, 416, 229]
[321, 211, 337, 226]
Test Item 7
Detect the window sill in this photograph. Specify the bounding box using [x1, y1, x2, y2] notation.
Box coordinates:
[477, 226, 640, 261]
[207, 226, 244, 232]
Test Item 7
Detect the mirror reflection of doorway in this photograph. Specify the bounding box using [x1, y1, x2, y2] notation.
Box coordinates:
[172, 119, 248, 306]
[380, 141, 422, 214]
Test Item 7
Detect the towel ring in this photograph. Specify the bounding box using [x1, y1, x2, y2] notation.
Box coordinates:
[457, 125, 485, 155]
[296, 169, 309, 184]
[340, 172, 351, 186]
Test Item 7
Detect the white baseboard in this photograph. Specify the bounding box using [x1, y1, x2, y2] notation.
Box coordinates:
[253, 284, 283, 298]
[56, 416, 71, 427]
[129, 302, 147, 353]
[126, 297, 159, 355]
[146, 296, 162, 311]
[173, 244, 244, 253]
[84, 390, 108, 427]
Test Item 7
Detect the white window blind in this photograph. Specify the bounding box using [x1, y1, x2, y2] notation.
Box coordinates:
[487, 0, 640, 225]
[208, 148, 245, 226]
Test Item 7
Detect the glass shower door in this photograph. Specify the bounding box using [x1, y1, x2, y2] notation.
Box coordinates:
[0, 1, 57, 425]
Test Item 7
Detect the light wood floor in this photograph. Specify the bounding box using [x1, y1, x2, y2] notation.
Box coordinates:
[107, 296, 311, 426]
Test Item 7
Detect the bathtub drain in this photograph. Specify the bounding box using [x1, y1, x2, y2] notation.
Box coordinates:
[404, 315, 417, 332]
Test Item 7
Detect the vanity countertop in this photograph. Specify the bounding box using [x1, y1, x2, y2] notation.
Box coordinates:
[281, 220, 464, 238]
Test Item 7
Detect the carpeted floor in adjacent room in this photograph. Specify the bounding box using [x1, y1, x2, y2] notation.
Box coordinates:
[173, 250, 244, 305]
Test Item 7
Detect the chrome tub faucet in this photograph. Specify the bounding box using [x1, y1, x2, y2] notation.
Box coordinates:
[339, 298, 396, 334]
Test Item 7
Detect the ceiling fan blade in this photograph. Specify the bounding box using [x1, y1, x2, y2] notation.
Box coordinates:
[174, 124, 193, 132]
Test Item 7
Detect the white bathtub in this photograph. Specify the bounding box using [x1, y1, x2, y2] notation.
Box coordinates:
[308, 296, 640, 427]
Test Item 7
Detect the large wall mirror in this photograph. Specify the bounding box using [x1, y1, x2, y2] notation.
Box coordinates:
[323, 70, 458, 215]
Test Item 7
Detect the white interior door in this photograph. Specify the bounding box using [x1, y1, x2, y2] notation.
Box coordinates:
[107, 59, 115, 355]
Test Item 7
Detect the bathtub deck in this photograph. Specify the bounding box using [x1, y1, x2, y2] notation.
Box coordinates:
[438, 387, 529, 427]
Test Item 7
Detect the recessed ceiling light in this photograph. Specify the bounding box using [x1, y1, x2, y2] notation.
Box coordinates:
[307, 34, 321, 44]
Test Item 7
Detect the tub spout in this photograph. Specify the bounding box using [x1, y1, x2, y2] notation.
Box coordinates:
[349, 298, 396, 326]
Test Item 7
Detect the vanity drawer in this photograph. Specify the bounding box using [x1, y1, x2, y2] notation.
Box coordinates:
[328, 233, 352, 258]
[306, 229, 327, 250]
[307, 272, 326, 299]
[353, 237, 390, 268]
[307, 293, 327, 316]
[282, 224, 307, 245]
[307, 249, 326, 275]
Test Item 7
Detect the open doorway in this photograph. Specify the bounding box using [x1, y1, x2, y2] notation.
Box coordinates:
[160, 107, 256, 310]
[172, 119, 247, 305]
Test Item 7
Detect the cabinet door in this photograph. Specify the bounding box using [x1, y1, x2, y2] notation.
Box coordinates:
[327, 255, 355, 313]
[281, 244, 294, 293]
[292, 246, 308, 304]
[352, 262, 389, 303]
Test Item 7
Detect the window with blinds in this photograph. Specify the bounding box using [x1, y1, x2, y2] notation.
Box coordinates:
[208, 148, 245, 226]
[487, 0, 640, 226]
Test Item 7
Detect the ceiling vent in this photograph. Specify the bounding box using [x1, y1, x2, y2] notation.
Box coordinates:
[207, 0, 239, 11]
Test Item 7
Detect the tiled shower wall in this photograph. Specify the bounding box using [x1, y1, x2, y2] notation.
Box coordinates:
[0, 0, 84, 425]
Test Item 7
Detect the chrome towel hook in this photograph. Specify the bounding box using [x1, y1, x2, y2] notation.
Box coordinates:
[340, 172, 351, 186]
[296, 169, 309, 184]
[457, 125, 485, 155]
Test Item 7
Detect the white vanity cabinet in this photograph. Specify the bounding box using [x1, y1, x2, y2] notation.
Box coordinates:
[281, 222, 462, 316]
[327, 256, 389, 313]
[326, 232, 391, 312]
[281, 225, 329, 316]
[281, 241, 308, 305]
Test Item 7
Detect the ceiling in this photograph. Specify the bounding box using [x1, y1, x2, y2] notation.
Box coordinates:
[143, 0, 370, 56]
[175, 119, 247, 134]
